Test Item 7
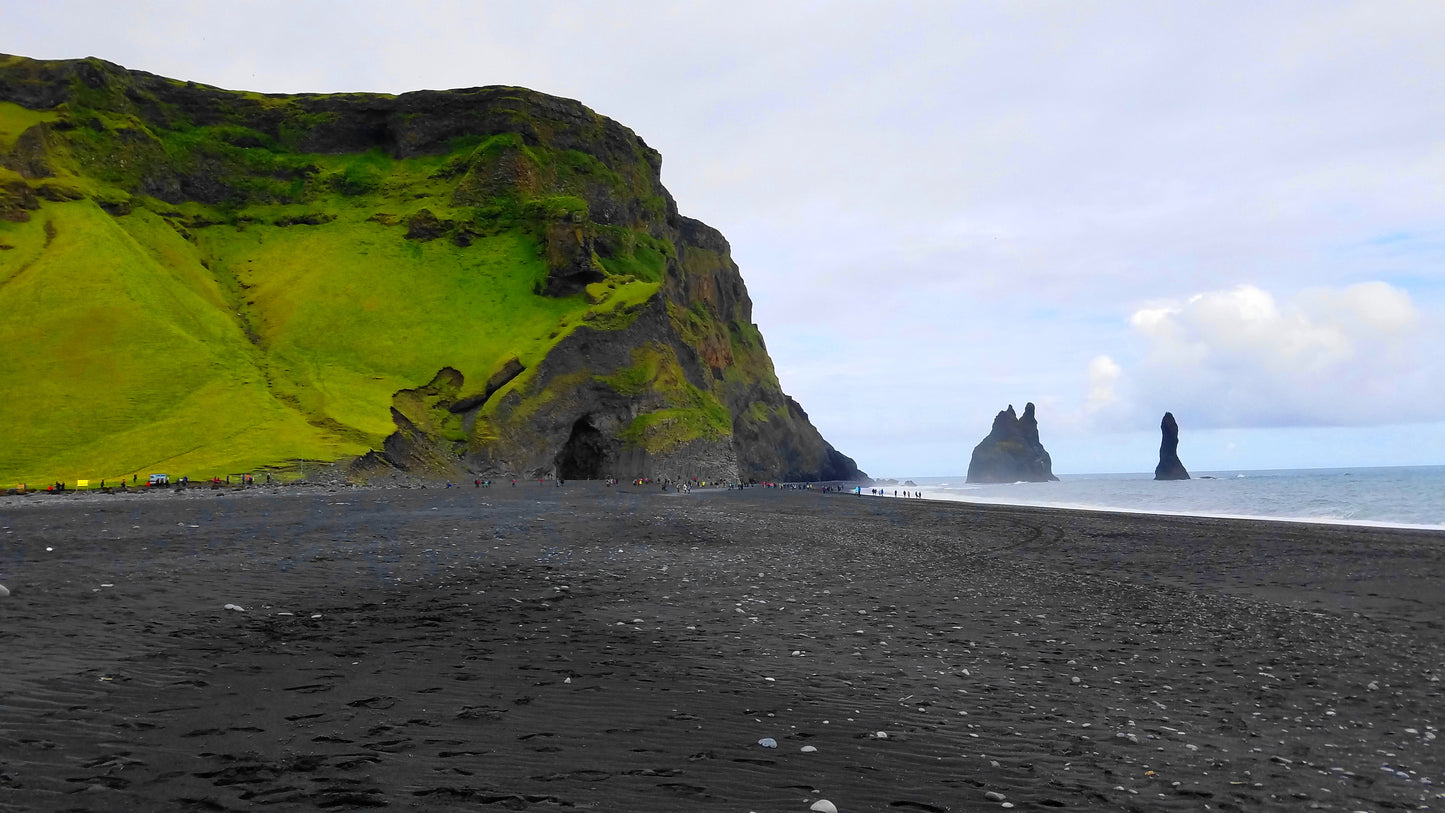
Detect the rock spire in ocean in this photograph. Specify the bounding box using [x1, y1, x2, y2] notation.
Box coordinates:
[1154, 411, 1190, 480]
[966, 402, 1059, 483]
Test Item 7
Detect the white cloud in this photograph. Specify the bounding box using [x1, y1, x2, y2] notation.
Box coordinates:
[1122, 282, 1440, 427]
[1085, 355, 1122, 413]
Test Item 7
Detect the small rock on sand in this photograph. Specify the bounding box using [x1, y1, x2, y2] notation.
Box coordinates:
[224, 603, 245, 612]
[758, 737, 777, 748]
[810, 801, 838, 813]
[0, 583, 9, 597]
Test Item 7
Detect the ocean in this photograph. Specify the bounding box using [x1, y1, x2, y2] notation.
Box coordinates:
[893, 466, 1445, 530]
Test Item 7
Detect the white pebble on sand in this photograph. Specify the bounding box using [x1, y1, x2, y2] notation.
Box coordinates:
[224, 604, 245, 612]
[0, 583, 9, 597]
[809, 801, 838, 813]
[800, 745, 818, 752]
[758, 738, 777, 748]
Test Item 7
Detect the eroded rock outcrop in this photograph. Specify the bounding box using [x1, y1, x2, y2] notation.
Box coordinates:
[1154, 411, 1190, 480]
[966, 403, 1059, 483]
[0, 53, 865, 485]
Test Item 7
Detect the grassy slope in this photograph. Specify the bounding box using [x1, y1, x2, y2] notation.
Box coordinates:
[0, 98, 668, 485]
[201, 216, 571, 438]
[0, 101, 55, 149]
[0, 201, 358, 484]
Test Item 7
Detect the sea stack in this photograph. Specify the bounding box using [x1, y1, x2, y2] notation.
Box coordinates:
[1154, 412, 1190, 480]
[966, 402, 1060, 483]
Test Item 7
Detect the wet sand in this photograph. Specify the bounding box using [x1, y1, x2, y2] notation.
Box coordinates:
[1, 483, 1442, 811]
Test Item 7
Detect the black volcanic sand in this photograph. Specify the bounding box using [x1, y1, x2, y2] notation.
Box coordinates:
[1, 484, 1442, 812]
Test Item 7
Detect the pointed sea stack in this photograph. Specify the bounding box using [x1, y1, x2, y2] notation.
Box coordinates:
[1154, 412, 1190, 480]
[966, 402, 1060, 483]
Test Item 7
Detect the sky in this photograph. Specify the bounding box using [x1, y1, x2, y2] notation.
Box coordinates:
[6, 1, 1444, 475]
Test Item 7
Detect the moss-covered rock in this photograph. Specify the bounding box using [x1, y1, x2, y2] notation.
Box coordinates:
[0, 52, 864, 485]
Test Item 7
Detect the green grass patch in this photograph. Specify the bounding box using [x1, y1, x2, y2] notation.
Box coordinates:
[601, 343, 732, 454]
[746, 400, 772, 423]
[0, 101, 57, 149]
[197, 209, 585, 438]
[619, 404, 731, 453]
[0, 210, 49, 285]
[597, 226, 669, 283]
[0, 200, 361, 484]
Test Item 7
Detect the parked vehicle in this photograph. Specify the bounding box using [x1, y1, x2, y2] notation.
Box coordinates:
[147, 473, 169, 486]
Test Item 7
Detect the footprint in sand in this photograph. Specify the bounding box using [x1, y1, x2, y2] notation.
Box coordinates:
[346, 696, 397, 709]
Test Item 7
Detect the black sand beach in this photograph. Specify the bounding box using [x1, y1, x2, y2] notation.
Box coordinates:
[1, 484, 1442, 811]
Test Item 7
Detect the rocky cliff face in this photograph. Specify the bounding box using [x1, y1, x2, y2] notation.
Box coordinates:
[966, 403, 1059, 483]
[0, 53, 862, 484]
[1154, 412, 1190, 481]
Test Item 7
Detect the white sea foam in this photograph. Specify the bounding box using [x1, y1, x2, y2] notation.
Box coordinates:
[895, 466, 1445, 531]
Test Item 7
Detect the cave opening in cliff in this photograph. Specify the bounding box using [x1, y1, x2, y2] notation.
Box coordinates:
[555, 415, 609, 480]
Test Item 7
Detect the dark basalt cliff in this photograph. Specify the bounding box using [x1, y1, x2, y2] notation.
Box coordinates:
[966, 402, 1059, 484]
[0, 54, 862, 484]
[1154, 412, 1190, 481]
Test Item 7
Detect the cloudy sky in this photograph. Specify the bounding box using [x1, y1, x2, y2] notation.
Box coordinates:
[8, 1, 1444, 475]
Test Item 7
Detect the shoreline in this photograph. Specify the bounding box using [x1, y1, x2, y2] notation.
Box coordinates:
[915, 491, 1445, 533]
[8, 478, 1445, 534]
[2, 484, 1442, 810]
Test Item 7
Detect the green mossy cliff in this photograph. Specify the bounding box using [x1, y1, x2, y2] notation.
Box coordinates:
[0, 54, 863, 484]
